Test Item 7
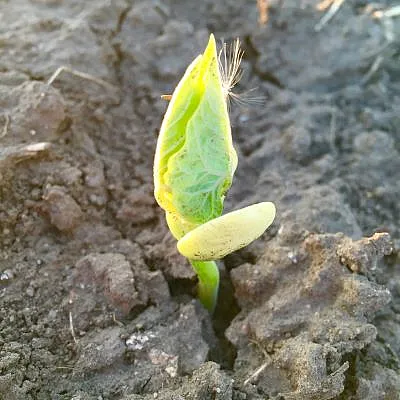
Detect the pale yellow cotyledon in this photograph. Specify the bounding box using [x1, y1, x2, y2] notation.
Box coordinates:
[177, 202, 276, 261]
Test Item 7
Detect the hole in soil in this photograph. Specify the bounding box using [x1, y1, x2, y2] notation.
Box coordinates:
[337, 352, 358, 399]
[167, 277, 196, 302]
[208, 264, 240, 370]
[166, 263, 240, 370]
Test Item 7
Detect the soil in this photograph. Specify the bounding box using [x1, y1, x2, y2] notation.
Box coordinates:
[0, 0, 399, 399]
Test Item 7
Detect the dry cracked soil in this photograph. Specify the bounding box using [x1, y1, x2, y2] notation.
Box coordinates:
[0, 0, 399, 399]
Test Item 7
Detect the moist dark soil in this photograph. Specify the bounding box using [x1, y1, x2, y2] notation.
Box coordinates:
[0, 1, 399, 399]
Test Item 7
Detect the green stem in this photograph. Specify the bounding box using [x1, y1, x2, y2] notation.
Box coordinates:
[190, 260, 219, 313]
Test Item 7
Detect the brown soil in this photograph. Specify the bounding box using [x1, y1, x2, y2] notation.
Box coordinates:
[0, 1, 399, 399]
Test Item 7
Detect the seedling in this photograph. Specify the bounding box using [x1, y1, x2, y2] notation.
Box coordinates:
[154, 34, 276, 311]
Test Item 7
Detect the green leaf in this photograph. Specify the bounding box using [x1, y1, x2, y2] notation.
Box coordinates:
[154, 34, 237, 228]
